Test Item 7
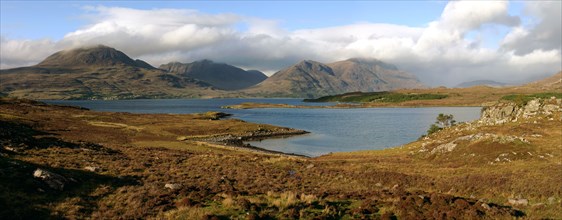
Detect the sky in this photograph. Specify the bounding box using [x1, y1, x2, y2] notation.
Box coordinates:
[1, 1, 561, 86]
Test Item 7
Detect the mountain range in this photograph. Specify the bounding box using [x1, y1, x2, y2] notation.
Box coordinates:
[1, 45, 427, 99]
[243, 58, 425, 98]
[455, 80, 510, 88]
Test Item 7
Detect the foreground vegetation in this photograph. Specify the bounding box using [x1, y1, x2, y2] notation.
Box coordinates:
[1, 97, 561, 219]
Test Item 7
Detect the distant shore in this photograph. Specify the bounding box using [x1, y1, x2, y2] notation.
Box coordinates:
[221, 101, 485, 109]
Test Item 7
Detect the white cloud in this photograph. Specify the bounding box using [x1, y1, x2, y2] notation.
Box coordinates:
[0, 37, 59, 69]
[500, 1, 561, 55]
[1, 1, 560, 86]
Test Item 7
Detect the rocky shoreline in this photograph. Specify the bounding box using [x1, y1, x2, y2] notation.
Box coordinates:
[178, 126, 310, 157]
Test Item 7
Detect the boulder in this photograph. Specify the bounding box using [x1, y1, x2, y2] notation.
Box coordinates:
[523, 99, 541, 117]
[548, 196, 556, 204]
[165, 183, 182, 190]
[430, 142, 457, 154]
[33, 168, 68, 191]
[84, 166, 100, 172]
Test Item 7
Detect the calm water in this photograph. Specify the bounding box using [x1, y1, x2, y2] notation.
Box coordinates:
[45, 99, 481, 157]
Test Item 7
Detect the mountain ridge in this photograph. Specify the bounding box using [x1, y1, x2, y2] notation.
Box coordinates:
[455, 80, 509, 88]
[244, 58, 425, 98]
[159, 60, 267, 90]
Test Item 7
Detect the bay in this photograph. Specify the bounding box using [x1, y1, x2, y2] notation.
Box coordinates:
[45, 99, 481, 157]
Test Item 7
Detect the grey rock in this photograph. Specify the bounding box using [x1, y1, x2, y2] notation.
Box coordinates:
[508, 198, 528, 206]
[165, 183, 182, 190]
[33, 168, 68, 191]
[84, 166, 100, 172]
[3, 146, 17, 152]
[430, 142, 457, 154]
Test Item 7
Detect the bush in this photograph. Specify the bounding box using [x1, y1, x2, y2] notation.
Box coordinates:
[426, 124, 442, 136]
[425, 113, 455, 136]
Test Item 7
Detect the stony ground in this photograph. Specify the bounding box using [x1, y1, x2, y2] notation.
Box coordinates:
[1, 98, 560, 219]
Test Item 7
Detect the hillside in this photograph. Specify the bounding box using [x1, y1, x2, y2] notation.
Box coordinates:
[159, 60, 267, 90]
[244, 58, 425, 98]
[2, 96, 560, 218]
[0, 45, 222, 100]
[521, 71, 562, 91]
[329, 58, 425, 91]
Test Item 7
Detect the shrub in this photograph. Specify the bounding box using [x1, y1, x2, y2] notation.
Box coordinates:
[425, 113, 455, 136]
[426, 124, 442, 136]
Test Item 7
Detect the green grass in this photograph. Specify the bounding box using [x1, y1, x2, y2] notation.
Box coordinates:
[304, 91, 448, 103]
[501, 93, 562, 106]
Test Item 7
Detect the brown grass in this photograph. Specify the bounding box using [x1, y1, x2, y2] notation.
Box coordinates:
[1, 98, 559, 219]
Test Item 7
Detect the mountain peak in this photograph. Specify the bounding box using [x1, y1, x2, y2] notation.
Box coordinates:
[36, 45, 153, 69]
[296, 60, 321, 66]
[293, 60, 333, 74]
[342, 58, 398, 70]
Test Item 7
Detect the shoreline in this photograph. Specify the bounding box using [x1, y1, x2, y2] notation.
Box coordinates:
[177, 128, 311, 158]
[221, 102, 485, 109]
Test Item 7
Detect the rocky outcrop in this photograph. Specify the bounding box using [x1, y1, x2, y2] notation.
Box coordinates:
[479, 98, 561, 125]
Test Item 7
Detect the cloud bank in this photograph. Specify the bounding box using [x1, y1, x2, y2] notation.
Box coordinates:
[1, 1, 560, 86]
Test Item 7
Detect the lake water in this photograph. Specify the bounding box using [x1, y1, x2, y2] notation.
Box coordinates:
[45, 99, 481, 157]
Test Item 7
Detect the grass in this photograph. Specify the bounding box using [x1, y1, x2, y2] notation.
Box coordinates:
[501, 92, 562, 106]
[304, 91, 448, 103]
[1, 97, 561, 219]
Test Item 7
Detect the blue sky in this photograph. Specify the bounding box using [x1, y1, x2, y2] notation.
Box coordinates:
[2, 1, 448, 40]
[1, 1, 560, 86]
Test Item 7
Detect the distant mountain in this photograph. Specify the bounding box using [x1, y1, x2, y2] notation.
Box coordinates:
[328, 58, 425, 91]
[0, 45, 220, 100]
[455, 80, 509, 88]
[159, 60, 267, 90]
[244, 58, 425, 98]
